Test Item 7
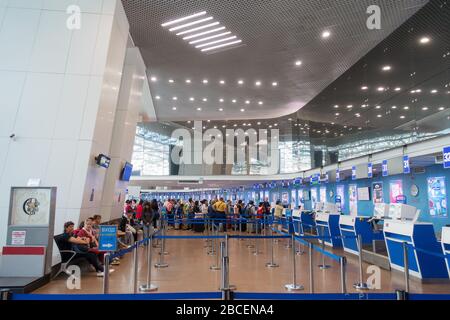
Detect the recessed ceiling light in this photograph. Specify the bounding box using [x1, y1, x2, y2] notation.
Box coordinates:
[240, 109, 245, 112]
[335, 113, 340, 116]
[431, 89, 438, 93]
[245, 100, 250, 104]
[185, 79, 191, 83]
[219, 80, 225, 84]
[347, 105, 353, 109]
[377, 87, 385, 91]
[203, 126, 206, 129]
[176, 22, 220, 36]
[187, 120, 191, 123]
[238, 80, 244, 85]
[377, 114, 382, 118]
[419, 37, 430, 44]
[207, 119, 211, 122]
[416, 89, 422, 93]
[334, 105, 339, 108]
[214, 126, 217, 129]
[391, 106, 397, 109]
[288, 118, 292, 121]
[219, 108, 223, 111]
[255, 81, 261, 86]
[155, 96, 160, 100]
[382, 65, 391, 71]
[232, 99, 237, 103]
[182, 26, 226, 40]
[404, 106, 410, 110]
[375, 105, 381, 109]
[269, 125, 272, 128]
[195, 36, 237, 48]
[196, 107, 202, 111]
[361, 86, 368, 90]
[189, 97, 195, 101]
[395, 87, 401, 91]
[233, 124, 237, 127]
[189, 31, 232, 44]
[161, 11, 207, 27]
[439, 107, 445, 111]
[422, 107, 429, 111]
[201, 39, 242, 52]
[295, 60, 302, 66]
[169, 79, 174, 83]
[272, 82, 278, 86]
[172, 107, 177, 110]
[150, 76, 157, 82]
[173, 97, 177, 100]
[274, 123, 278, 126]
[222, 125, 226, 128]
[322, 30, 331, 38]
[400, 115, 405, 119]
[219, 98, 224, 102]
[355, 113, 360, 117]
[361, 104, 367, 108]
[257, 122, 261, 125]
[203, 98, 207, 102]
[258, 101, 263, 105]
[202, 79, 208, 84]
[192, 127, 195, 130]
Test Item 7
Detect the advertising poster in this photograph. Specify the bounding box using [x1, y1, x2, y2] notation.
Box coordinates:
[282, 192, 289, 205]
[311, 188, 318, 209]
[320, 187, 327, 203]
[373, 182, 384, 203]
[389, 180, 403, 203]
[272, 192, 279, 203]
[349, 184, 358, 216]
[264, 190, 269, 200]
[427, 177, 447, 217]
[337, 185, 345, 212]
[291, 189, 297, 207]
[298, 189, 304, 205]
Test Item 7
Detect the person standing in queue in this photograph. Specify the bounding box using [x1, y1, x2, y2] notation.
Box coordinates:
[213, 197, 227, 232]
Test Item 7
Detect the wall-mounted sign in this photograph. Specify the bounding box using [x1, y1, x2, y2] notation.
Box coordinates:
[99, 225, 117, 251]
[352, 166, 356, 180]
[403, 155, 410, 174]
[11, 230, 26, 245]
[372, 182, 384, 204]
[443, 147, 450, 169]
[336, 169, 340, 182]
[382, 160, 388, 177]
[367, 163, 373, 179]
[427, 176, 447, 217]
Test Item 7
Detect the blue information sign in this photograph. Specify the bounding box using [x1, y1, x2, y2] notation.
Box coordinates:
[352, 166, 356, 180]
[382, 160, 388, 177]
[99, 225, 117, 251]
[336, 169, 340, 182]
[403, 155, 410, 174]
[443, 147, 450, 169]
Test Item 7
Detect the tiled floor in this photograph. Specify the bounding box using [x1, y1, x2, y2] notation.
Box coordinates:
[34, 228, 450, 295]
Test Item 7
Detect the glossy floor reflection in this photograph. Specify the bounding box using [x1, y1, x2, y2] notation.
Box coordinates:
[34, 228, 450, 295]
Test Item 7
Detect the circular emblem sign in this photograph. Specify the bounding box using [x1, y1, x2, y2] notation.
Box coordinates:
[23, 198, 40, 216]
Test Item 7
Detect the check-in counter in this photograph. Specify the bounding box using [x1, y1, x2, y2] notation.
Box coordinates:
[315, 212, 342, 248]
[292, 209, 315, 235]
[441, 227, 450, 276]
[339, 215, 384, 255]
[383, 220, 448, 279]
[281, 209, 293, 233]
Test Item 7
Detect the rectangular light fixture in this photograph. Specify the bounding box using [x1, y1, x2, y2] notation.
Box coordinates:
[189, 32, 232, 44]
[161, 11, 207, 27]
[201, 39, 242, 52]
[169, 16, 214, 32]
[176, 22, 220, 36]
[182, 27, 226, 40]
[195, 36, 237, 48]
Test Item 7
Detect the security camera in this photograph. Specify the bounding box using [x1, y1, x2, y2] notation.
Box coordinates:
[9, 134, 16, 140]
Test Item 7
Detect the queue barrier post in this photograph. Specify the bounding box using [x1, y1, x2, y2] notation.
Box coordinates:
[210, 225, 221, 270]
[253, 220, 262, 255]
[340, 256, 347, 294]
[103, 253, 110, 294]
[155, 222, 169, 268]
[309, 242, 314, 293]
[318, 226, 331, 270]
[285, 234, 304, 291]
[140, 228, 158, 292]
[133, 241, 139, 293]
[353, 234, 369, 290]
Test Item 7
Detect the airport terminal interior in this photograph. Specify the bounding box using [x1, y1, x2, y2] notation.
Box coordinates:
[1, 0, 450, 302]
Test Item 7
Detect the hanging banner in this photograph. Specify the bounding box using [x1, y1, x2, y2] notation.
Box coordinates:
[443, 147, 450, 169]
[382, 160, 388, 177]
[403, 155, 410, 174]
[367, 163, 373, 179]
[427, 176, 447, 217]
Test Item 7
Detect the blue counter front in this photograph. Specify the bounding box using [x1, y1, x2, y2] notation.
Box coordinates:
[339, 215, 384, 255]
[383, 220, 448, 279]
[315, 212, 342, 248]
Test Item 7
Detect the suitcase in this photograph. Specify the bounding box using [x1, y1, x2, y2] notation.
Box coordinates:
[193, 219, 205, 232]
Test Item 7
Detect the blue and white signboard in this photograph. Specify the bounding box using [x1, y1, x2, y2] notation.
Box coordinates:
[336, 169, 340, 182]
[403, 155, 410, 174]
[99, 225, 117, 251]
[352, 166, 356, 180]
[367, 163, 373, 179]
[443, 147, 450, 169]
[382, 160, 388, 177]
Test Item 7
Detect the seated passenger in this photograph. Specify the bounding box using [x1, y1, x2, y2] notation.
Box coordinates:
[60, 221, 114, 277]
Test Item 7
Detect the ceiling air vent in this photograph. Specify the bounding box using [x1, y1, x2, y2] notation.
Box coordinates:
[413, 167, 426, 174]
[177, 180, 203, 185]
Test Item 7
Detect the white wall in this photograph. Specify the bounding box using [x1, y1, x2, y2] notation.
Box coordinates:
[0, 0, 131, 255]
